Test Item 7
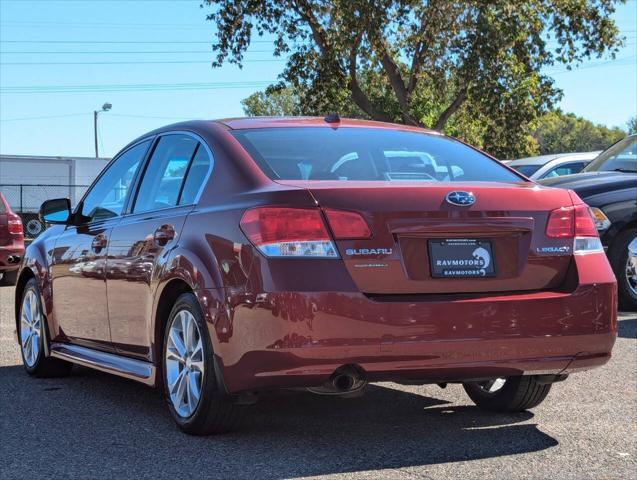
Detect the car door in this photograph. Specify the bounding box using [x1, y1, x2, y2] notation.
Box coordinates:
[106, 133, 213, 360]
[50, 139, 151, 351]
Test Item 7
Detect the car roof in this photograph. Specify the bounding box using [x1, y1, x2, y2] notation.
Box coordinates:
[508, 151, 600, 167]
[215, 116, 441, 133]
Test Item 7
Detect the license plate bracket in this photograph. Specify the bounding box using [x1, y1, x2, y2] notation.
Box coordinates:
[428, 238, 495, 278]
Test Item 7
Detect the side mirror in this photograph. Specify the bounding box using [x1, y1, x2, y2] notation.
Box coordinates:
[40, 198, 71, 225]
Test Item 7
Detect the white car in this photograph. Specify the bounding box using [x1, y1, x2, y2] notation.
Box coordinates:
[507, 151, 600, 180]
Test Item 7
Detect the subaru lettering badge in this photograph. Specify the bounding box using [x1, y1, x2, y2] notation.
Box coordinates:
[445, 191, 476, 206]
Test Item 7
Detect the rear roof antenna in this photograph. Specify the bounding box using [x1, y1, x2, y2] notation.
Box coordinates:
[324, 112, 340, 123]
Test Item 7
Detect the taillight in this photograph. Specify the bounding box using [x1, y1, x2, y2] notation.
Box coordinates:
[546, 207, 574, 238]
[546, 204, 603, 253]
[240, 207, 338, 258]
[7, 214, 23, 235]
[324, 209, 371, 239]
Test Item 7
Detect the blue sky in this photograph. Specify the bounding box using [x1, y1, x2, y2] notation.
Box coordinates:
[0, 0, 636, 158]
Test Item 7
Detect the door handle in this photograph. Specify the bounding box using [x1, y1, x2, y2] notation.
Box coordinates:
[154, 224, 175, 246]
[91, 234, 107, 253]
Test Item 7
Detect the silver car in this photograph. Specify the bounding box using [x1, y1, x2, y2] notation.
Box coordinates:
[508, 152, 600, 180]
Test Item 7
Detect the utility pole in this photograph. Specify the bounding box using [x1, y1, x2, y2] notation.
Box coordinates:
[93, 102, 112, 158]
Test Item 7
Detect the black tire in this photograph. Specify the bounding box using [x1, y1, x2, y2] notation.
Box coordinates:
[1, 269, 19, 286]
[463, 376, 552, 412]
[608, 228, 637, 311]
[162, 292, 243, 435]
[19, 279, 73, 378]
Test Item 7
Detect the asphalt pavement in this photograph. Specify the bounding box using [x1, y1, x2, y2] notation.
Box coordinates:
[0, 284, 635, 480]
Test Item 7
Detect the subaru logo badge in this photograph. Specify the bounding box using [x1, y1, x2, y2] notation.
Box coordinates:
[445, 191, 475, 206]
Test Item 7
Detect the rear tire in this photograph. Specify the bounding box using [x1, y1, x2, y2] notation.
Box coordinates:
[162, 292, 242, 435]
[463, 376, 552, 412]
[609, 228, 637, 311]
[19, 279, 73, 378]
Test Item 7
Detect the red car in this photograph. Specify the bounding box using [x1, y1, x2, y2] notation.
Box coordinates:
[0, 192, 25, 286]
[15, 117, 617, 435]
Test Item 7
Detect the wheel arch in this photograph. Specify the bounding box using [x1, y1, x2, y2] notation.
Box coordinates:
[14, 267, 36, 337]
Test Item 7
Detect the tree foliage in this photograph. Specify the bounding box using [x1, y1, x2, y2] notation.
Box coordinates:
[532, 110, 626, 155]
[204, 0, 624, 158]
[628, 116, 637, 135]
[241, 87, 304, 116]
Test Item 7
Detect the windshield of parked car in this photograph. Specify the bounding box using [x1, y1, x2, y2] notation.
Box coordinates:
[232, 127, 523, 183]
[584, 136, 637, 173]
[510, 164, 542, 177]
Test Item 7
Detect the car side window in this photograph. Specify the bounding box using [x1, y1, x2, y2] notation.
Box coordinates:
[179, 144, 212, 205]
[80, 140, 150, 223]
[133, 134, 198, 214]
[542, 162, 586, 178]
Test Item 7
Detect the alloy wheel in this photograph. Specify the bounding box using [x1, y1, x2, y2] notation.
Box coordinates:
[20, 289, 42, 367]
[165, 310, 205, 418]
[626, 242, 637, 296]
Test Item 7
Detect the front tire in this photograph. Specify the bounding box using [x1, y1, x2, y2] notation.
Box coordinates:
[463, 376, 552, 412]
[162, 292, 242, 435]
[19, 278, 72, 377]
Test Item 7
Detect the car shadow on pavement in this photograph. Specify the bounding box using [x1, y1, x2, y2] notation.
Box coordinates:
[0, 364, 558, 479]
[618, 317, 637, 339]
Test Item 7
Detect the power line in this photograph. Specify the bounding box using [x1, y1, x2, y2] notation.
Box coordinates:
[0, 59, 286, 65]
[0, 112, 89, 122]
[0, 40, 273, 44]
[0, 50, 277, 54]
[1, 80, 275, 94]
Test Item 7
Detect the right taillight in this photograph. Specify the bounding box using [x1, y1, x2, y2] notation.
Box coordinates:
[546, 204, 603, 253]
[7, 214, 23, 235]
[240, 207, 338, 258]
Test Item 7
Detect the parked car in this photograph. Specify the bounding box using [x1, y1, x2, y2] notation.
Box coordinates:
[629, 238, 637, 296]
[540, 134, 637, 309]
[16, 117, 617, 435]
[0, 192, 25, 286]
[507, 152, 599, 180]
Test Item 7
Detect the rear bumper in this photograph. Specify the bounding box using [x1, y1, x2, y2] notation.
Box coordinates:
[202, 253, 618, 393]
[0, 245, 24, 272]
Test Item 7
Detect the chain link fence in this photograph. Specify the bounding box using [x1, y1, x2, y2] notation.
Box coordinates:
[0, 184, 90, 239]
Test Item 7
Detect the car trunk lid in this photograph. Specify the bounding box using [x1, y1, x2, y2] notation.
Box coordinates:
[277, 180, 575, 295]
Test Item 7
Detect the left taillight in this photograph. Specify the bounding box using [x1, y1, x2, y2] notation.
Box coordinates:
[7, 213, 23, 235]
[240, 207, 338, 258]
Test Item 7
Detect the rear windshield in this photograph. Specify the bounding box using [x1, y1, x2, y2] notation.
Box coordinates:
[510, 164, 542, 177]
[232, 127, 523, 183]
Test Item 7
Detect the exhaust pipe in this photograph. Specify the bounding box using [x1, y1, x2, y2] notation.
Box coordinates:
[307, 365, 367, 396]
[7, 255, 21, 264]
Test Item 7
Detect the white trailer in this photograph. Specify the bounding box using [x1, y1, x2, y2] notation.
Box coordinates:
[0, 155, 109, 237]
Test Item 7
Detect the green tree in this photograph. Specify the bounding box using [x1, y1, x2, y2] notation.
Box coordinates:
[203, 0, 624, 158]
[533, 110, 626, 154]
[628, 116, 637, 135]
[241, 87, 303, 116]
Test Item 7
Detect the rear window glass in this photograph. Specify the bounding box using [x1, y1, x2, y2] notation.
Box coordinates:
[231, 127, 522, 183]
[510, 164, 542, 177]
[0, 194, 6, 213]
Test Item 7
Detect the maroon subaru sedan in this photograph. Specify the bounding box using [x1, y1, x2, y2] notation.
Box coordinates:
[16, 117, 617, 434]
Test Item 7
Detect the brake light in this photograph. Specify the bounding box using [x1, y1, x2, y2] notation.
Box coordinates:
[7, 214, 23, 235]
[546, 207, 574, 238]
[546, 204, 603, 253]
[240, 207, 338, 258]
[324, 209, 371, 239]
[546, 204, 598, 238]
